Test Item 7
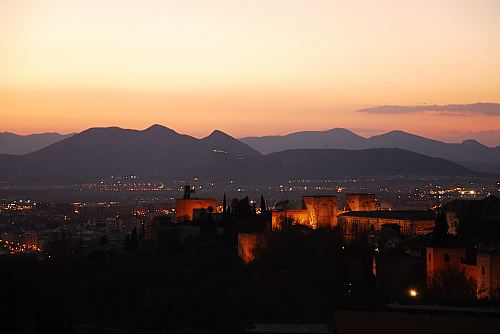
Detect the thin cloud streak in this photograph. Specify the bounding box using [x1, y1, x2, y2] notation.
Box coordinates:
[358, 103, 500, 116]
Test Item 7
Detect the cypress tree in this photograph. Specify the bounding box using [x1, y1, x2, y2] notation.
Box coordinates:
[223, 193, 227, 214]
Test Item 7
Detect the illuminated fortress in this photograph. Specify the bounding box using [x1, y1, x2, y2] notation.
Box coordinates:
[175, 186, 217, 223]
[271, 195, 339, 230]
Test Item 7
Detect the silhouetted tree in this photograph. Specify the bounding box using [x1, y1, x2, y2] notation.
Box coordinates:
[232, 197, 253, 219]
[429, 267, 477, 301]
[345, 232, 376, 301]
[279, 215, 295, 230]
[200, 208, 217, 236]
[249, 228, 349, 318]
[260, 195, 266, 213]
[230, 198, 238, 216]
[432, 211, 449, 245]
[223, 193, 227, 215]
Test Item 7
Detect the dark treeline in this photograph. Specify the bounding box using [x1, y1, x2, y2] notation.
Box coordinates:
[0, 225, 374, 332]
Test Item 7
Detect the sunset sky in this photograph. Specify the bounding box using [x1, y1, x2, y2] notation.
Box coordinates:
[1, 0, 499, 141]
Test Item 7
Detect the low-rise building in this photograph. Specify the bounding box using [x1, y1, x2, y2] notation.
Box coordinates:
[339, 210, 435, 241]
[271, 195, 337, 230]
[442, 195, 500, 235]
[426, 246, 500, 300]
[22, 230, 39, 249]
[176, 198, 218, 222]
[344, 193, 377, 211]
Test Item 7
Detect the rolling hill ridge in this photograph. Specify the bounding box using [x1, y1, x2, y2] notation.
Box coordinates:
[0, 125, 477, 184]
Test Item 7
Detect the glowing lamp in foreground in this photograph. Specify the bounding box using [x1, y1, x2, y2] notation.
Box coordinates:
[409, 289, 418, 298]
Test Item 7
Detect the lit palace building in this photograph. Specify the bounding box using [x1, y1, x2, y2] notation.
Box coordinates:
[271, 193, 434, 239]
[271, 196, 338, 230]
[339, 210, 435, 241]
[175, 186, 217, 223]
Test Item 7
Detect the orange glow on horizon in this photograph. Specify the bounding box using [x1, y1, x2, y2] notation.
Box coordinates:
[0, 1, 499, 139]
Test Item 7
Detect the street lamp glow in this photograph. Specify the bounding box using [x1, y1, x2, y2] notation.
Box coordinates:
[409, 289, 418, 297]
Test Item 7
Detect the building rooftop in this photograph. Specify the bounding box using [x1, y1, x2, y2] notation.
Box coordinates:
[443, 195, 500, 214]
[340, 210, 435, 221]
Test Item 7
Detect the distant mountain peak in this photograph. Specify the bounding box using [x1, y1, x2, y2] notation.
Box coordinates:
[462, 139, 486, 147]
[326, 128, 356, 134]
[383, 130, 418, 137]
[143, 124, 176, 133]
[82, 126, 123, 133]
[207, 129, 230, 138]
[76, 127, 131, 140]
[369, 130, 439, 144]
[386, 130, 407, 134]
[203, 130, 261, 156]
